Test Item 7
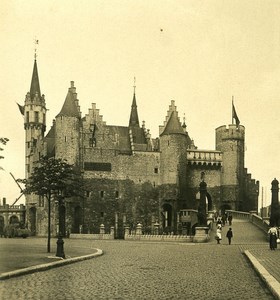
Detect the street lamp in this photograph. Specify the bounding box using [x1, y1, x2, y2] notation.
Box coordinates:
[56, 192, 65, 258]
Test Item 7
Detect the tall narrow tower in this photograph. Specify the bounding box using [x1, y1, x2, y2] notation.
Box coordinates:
[215, 124, 245, 210]
[24, 58, 47, 178]
[55, 81, 81, 166]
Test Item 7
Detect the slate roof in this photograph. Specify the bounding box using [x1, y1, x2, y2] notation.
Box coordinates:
[56, 90, 80, 118]
[30, 60, 41, 99]
[160, 111, 185, 136]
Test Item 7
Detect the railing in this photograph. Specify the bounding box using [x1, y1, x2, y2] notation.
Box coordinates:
[226, 209, 269, 234]
[225, 210, 250, 220]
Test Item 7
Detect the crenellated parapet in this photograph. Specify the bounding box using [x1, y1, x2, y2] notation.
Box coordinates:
[187, 149, 223, 167]
[216, 124, 245, 144]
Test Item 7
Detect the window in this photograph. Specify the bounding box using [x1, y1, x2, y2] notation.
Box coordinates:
[39, 195, 44, 207]
[115, 191, 119, 198]
[34, 111, 39, 123]
[86, 191, 90, 197]
[154, 168, 158, 174]
[100, 191, 104, 198]
[84, 162, 112, 171]
[100, 212, 104, 217]
[26, 111, 29, 123]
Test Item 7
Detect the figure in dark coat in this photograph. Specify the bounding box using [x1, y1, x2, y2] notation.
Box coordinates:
[268, 226, 278, 250]
[226, 227, 233, 245]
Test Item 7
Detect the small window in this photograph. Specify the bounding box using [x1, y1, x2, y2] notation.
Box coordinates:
[65, 136, 67, 142]
[86, 191, 90, 197]
[100, 212, 104, 217]
[154, 168, 158, 174]
[26, 111, 29, 123]
[34, 111, 39, 123]
[115, 191, 119, 198]
[100, 191, 104, 198]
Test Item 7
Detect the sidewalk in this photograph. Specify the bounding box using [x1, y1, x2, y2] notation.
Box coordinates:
[213, 219, 280, 300]
[0, 237, 103, 280]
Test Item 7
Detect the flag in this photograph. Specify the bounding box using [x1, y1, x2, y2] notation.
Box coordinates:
[232, 101, 240, 126]
[17, 103, 24, 115]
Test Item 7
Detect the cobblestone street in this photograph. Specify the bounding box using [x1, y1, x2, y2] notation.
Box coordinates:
[0, 238, 274, 300]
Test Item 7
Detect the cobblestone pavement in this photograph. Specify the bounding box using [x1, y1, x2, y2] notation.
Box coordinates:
[0, 220, 276, 300]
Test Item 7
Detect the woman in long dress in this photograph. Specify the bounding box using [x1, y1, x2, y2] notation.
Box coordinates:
[216, 225, 222, 244]
[268, 226, 278, 250]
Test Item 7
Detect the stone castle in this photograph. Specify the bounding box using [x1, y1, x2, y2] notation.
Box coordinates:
[20, 58, 259, 237]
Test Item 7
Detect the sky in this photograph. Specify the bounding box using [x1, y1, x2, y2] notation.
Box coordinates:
[0, 0, 280, 209]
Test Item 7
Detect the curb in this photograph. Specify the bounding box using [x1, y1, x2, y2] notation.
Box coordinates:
[0, 248, 103, 280]
[244, 250, 280, 300]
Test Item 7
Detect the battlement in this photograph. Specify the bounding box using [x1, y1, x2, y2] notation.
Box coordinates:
[216, 124, 245, 142]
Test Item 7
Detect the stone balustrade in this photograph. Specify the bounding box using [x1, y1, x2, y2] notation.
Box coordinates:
[187, 150, 222, 166]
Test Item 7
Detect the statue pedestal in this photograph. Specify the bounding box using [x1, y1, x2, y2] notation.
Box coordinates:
[193, 226, 209, 243]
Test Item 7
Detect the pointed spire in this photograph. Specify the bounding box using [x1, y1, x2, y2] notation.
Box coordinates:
[30, 59, 41, 99]
[129, 77, 140, 127]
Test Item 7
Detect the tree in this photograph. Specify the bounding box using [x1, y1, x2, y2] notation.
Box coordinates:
[0, 137, 9, 170]
[19, 156, 83, 253]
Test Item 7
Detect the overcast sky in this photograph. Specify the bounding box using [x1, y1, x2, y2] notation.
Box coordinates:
[1, 0, 280, 209]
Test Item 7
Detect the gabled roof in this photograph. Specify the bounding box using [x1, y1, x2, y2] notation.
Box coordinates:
[56, 89, 80, 118]
[30, 59, 41, 99]
[160, 111, 185, 136]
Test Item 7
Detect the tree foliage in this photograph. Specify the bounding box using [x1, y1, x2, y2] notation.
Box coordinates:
[0, 138, 9, 169]
[19, 156, 83, 200]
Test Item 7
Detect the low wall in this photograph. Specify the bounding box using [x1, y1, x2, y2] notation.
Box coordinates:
[250, 214, 270, 234]
[125, 234, 193, 242]
[70, 233, 114, 240]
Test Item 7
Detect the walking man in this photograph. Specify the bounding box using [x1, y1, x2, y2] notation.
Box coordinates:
[226, 227, 233, 245]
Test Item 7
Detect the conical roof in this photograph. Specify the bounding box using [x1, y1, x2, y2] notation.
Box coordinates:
[56, 89, 80, 118]
[30, 59, 41, 99]
[160, 111, 185, 136]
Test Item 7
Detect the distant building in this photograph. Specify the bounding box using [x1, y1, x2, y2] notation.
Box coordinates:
[0, 198, 26, 234]
[20, 58, 259, 237]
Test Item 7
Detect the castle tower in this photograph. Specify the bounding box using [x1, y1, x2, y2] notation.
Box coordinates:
[215, 124, 245, 210]
[24, 59, 47, 178]
[55, 81, 81, 166]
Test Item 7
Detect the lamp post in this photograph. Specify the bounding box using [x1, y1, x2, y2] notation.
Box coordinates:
[56, 193, 65, 258]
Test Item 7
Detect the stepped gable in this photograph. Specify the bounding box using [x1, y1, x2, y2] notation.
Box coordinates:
[56, 81, 80, 118]
[160, 100, 185, 136]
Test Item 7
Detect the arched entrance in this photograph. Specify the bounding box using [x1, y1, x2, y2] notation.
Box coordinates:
[220, 204, 231, 215]
[206, 193, 213, 211]
[162, 203, 173, 233]
[73, 206, 82, 233]
[29, 207, 36, 236]
[9, 215, 19, 224]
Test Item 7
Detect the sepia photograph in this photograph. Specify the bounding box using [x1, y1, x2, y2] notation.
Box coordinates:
[0, 1, 280, 299]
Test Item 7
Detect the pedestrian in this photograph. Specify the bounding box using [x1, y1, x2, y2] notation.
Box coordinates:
[216, 225, 222, 244]
[228, 214, 233, 226]
[216, 218, 222, 227]
[268, 226, 278, 250]
[226, 227, 233, 245]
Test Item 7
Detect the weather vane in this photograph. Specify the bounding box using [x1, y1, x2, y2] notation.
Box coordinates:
[34, 38, 39, 60]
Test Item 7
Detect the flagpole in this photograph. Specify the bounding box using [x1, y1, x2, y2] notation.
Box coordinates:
[232, 96, 234, 124]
